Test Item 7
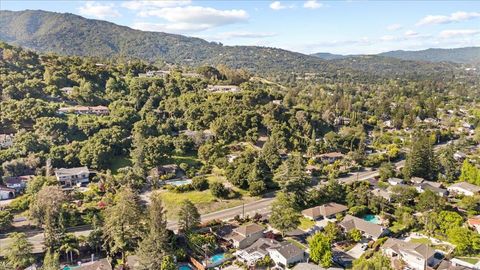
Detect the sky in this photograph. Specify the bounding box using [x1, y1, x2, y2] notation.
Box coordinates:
[2, 0, 480, 55]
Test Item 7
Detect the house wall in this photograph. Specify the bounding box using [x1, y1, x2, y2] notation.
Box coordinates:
[399, 251, 425, 270]
[269, 249, 287, 266]
[0, 190, 14, 200]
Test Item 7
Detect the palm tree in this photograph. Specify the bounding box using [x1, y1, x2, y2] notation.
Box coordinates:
[60, 242, 79, 264]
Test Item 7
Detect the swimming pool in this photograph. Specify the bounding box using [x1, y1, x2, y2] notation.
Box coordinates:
[210, 253, 226, 264]
[178, 265, 193, 270]
[363, 214, 381, 224]
[166, 179, 192, 186]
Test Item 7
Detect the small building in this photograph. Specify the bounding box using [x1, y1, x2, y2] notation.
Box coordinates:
[339, 215, 389, 240]
[60, 87, 74, 95]
[58, 106, 109, 115]
[224, 223, 265, 249]
[302, 203, 348, 220]
[0, 186, 16, 200]
[206, 85, 240, 93]
[139, 70, 170, 78]
[334, 116, 351, 126]
[371, 188, 392, 202]
[447, 182, 480, 197]
[416, 182, 448, 197]
[3, 175, 34, 192]
[388, 177, 404, 186]
[0, 134, 14, 149]
[410, 177, 425, 185]
[467, 215, 480, 233]
[318, 152, 344, 163]
[382, 238, 436, 270]
[235, 238, 280, 266]
[76, 258, 112, 270]
[54, 166, 90, 188]
[267, 241, 305, 268]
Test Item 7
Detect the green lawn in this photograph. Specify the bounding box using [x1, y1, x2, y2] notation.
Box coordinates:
[286, 238, 307, 249]
[109, 155, 132, 174]
[298, 217, 315, 231]
[164, 154, 201, 167]
[409, 238, 432, 245]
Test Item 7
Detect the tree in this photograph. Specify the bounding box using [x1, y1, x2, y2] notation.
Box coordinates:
[379, 162, 395, 181]
[447, 227, 480, 255]
[137, 193, 171, 270]
[274, 155, 310, 208]
[416, 190, 445, 212]
[353, 253, 392, 270]
[348, 229, 362, 242]
[191, 176, 209, 191]
[459, 160, 480, 186]
[323, 222, 341, 242]
[403, 133, 438, 180]
[390, 185, 417, 206]
[160, 255, 176, 270]
[210, 182, 228, 199]
[438, 145, 459, 183]
[308, 232, 332, 268]
[269, 192, 300, 236]
[0, 210, 13, 232]
[42, 249, 60, 270]
[103, 187, 143, 263]
[261, 139, 281, 171]
[59, 235, 79, 264]
[5, 232, 34, 269]
[178, 200, 201, 232]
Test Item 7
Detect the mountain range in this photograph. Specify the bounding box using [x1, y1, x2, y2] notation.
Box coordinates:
[1, 10, 477, 80]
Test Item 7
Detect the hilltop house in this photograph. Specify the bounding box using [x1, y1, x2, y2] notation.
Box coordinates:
[3, 175, 34, 192]
[267, 241, 305, 267]
[339, 215, 389, 240]
[382, 238, 437, 270]
[224, 223, 265, 249]
[447, 182, 480, 197]
[0, 134, 14, 149]
[416, 182, 448, 197]
[54, 166, 90, 188]
[206, 85, 240, 93]
[302, 202, 348, 220]
[139, 70, 170, 78]
[58, 106, 109, 115]
[0, 186, 16, 200]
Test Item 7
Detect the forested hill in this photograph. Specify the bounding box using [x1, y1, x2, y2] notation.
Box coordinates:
[379, 47, 480, 64]
[0, 10, 467, 81]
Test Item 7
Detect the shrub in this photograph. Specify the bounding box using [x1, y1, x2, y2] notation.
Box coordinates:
[210, 182, 228, 198]
[191, 176, 209, 191]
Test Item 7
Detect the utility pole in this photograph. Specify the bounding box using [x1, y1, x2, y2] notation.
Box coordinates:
[242, 203, 245, 219]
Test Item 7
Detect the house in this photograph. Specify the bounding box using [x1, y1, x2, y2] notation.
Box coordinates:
[0, 134, 14, 148]
[76, 258, 112, 270]
[182, 72, 203, 78]
[267, 241, 305, 267]
[416, 182, 448, 197]
[139, 70, 170, 78]
[339, 215, 389, 240]
[54, 166, 90, 188]
[411, 177, 425, 185]
[292, 263, 343, 270]
[305, 164, 320, 175]
[302, 203, 348, 220]
[318, 152, 344, 163]
[0, 186, 16, 200]
[388, 177, 404, 186]
[150, 164, 183, 179]
[3, 175, 34, 191]
[58, 106, 109, 115]
[437, 260, 475, 270]
[467, 216, 480, 233]
[236, 238, 281, 266]
[334, 116, 351, 126]
[447, 182, 480, 197]
[206, 85, 240, 93]
[382, 238, 436, 270]
[453, 151, 467, 161]
[224, 223, 265, 249]
[371, 188, 392, 202]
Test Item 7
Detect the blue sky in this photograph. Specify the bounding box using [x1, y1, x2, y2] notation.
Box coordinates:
[2, 0, 479, 54]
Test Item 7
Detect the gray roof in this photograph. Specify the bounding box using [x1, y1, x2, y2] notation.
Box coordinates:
[234, 223, 264, 237]
[382, 238, 435, 260]
[448, 182, 480, 193]
[243, 238, 280, 256]
[268, 241, 304, 260]
[418, 183, 447, 195]
[302, 203, 348, 219]
[292, 263, 342, 270]
[339, 215, 387, 239]
[76, 259, 112, 270]
[54, 166, 89, 177]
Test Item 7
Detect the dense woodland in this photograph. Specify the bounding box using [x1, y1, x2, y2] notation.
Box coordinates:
[0, 37, 480, 270]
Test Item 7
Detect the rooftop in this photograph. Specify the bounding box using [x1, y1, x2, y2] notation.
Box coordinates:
[339, 215, 387, 239]
[448, 182, 480, 193]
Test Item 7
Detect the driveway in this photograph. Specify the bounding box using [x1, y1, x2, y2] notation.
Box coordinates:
[346, 243, 366, 259]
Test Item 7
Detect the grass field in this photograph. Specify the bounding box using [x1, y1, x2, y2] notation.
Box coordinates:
[298, 217, 315, 231]
[457, 257, 480, 265]
[409, 238, 432, 245]
[109, 155, 132, 174]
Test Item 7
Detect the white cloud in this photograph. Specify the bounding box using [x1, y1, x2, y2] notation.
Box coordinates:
[304, 0, 323, 9]
[404, 30, 419, 37]
[380, 35, 396, 41]
[121, 0, 191, 10]
[439, 29, 480, 38]
[386, 24, 402, 31]
[270, 1, 294, 10]
[416, 11, 480, 26]
[78, 1, 121, 19]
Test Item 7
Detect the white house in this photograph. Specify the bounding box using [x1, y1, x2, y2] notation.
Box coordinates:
[0, 134, 14, 149]
[447, 182, 480, 197]
[3, 175, 34, 192]
[267, 242, 304, 268]
[54, 167, 90, 188]
[235, 238, 280, 266]
[382, 238, 436, 270]
[388, 177, 404, 186]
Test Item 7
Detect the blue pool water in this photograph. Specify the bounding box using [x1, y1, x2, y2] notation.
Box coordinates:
[166, 179, 192, 186]
[363, 214, 381, 224]
[178, 265, 193, 270]
[210, 253, 226, 263]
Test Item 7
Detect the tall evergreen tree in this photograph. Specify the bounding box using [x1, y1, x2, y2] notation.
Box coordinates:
[403, 133, 438, 180]
[269, 192, 301, 236]
[5, 232, 34, 269]
[137, 193, 171, 270]
[178, 200, 201, 233]
[103, 187, 143, 263]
